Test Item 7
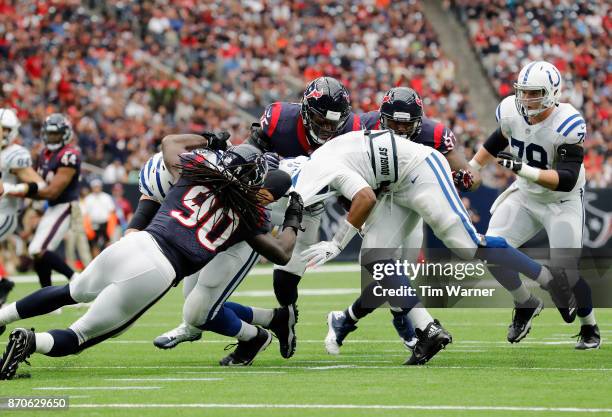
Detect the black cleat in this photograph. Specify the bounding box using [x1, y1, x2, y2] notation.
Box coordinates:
[0, 279, 15, 307]
[267, 304, 298, 359]
[324, 311, 357, 355]
[543, 267, 577, 323]
[0, 325, 5, 336]
[404, 319, 452, 365]
[507, 295, 544, 343]
[0, 328, 35, 380]
[392, 312, 418, 351]
[575, 325, 601, 350]
[219, 327, 272, 366]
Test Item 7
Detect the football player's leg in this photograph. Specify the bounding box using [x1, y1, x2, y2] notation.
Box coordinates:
[420, 153, 551, 283]
[0, 214, 18, 308]
[0, 233, 175, 378]
[545, 197, 599, 347]
[273, 207, 323, 306]
[486, 190, 542, 303]
[28, 203, 74, 287]
[154, 243, 258, 349]
[0, 232, 145, 332]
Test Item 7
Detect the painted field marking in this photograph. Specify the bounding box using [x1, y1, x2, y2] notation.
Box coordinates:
[68, 403, 612, 413]
[33, 386, 161, 391]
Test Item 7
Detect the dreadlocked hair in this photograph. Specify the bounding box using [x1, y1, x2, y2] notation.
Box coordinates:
[176, 152, 266, 232]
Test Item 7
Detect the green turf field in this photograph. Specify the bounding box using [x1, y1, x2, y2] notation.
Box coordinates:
[1, 266, 610, 416]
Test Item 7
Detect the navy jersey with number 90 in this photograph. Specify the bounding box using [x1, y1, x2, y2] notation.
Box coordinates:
[146, 176, 269, 280]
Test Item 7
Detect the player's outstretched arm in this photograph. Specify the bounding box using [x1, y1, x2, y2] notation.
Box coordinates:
[301, 186, 376, 268]
[247, 192, 303, 265]
[497, 143, 584, 191]
[23, 166, 74, 200]
[3, 166, 46, 197]
[161, 134, 209, 178]
[446, 148, 481, 191]
[469, 127, 508, 172]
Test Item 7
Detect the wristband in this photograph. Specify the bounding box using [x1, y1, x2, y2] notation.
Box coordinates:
[2, 183, 28, 194]
[331, 219, 360, 250]
[468, 158, 482, 171]
[518, 164, 540, 182]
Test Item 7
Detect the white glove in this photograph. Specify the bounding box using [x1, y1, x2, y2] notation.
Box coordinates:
[301, 241, 342, 269]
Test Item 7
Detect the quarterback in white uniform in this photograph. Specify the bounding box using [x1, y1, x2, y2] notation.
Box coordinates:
[470, 60, 599, 349]
[297, 128, 578, 364]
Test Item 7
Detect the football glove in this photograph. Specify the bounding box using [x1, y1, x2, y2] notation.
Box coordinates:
[452, 169, 474, 192]
[283, 191, 304, 232]
[263, 152, 280, 171]
[301, 241, 341, 268]
[497, 151, 522, 173]
[202, 130, 231, 151]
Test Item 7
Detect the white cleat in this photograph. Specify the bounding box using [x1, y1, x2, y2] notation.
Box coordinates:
[153, 323, 202, 349]
[324, 311, 357, 355]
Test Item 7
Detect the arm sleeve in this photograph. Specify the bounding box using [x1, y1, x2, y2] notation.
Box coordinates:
[555, 143, 584, 192]
[483, 127, 509, 156]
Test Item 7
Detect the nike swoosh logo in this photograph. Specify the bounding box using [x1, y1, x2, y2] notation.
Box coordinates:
[559, 199, 570, 203]
[411, 175, 419, 184]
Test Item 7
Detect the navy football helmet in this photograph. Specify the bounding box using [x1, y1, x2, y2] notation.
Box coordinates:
[379, 87, 423, 140]
[42, 113, 72, 151]
[301, 77, 351, 146]
[223, 144, 268, 187]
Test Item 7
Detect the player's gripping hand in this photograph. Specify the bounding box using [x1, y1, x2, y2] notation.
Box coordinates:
[452, 169, 474, 192]
[497, 151, 522, 173]
[202, 130, 231, 151]
[282, 191, 304, 232]
[264, 152, 280, 171]
[301, 241, 341, 269]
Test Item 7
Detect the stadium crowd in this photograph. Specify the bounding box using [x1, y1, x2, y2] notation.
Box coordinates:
[449, 0, 611, 187]
[1, 0, 484, 184]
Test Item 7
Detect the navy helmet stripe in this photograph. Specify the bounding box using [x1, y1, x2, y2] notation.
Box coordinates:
[522, 62, 538, 83]
[495, 104, 501, 122]
[155, 157, 166, 199]
[556, 114, 580, 133]
[139, 167, 154, 196]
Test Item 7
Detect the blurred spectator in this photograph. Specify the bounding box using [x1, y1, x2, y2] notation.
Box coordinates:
[111, 183, 133, 241]
[83, 179, 115, 256]
[103, 159, 128, 184]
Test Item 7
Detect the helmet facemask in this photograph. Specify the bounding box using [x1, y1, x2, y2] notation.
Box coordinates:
[304, 107, 349, 146]
[380, 112, 422, 140]
[514, 84, 555, 118]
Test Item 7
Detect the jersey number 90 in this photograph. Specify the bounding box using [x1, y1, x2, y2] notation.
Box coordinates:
[171, 186, 239, 251]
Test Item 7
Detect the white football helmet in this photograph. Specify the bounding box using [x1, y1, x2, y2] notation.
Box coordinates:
[514, 61, 562, 117]
[139, 152, 176, 202]
[0, 108, 20, 146]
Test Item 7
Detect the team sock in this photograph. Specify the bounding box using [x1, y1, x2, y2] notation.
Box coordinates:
[0, 302, 19, 326]
[15, 285, 76, 320]
[406, 303, 434, 331]
[273, 270, 301, 306]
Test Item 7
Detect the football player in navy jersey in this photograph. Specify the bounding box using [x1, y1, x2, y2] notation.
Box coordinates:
[242, 77, 379, 357]
[6, 114, 81, 288]
[325, 87, 482, 354]
[0, 144, 304, 379]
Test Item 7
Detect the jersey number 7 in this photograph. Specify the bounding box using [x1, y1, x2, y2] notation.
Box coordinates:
[171, 185, 239, 251]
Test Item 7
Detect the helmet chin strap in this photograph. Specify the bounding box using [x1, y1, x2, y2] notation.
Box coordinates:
[307, 127, 326, 146]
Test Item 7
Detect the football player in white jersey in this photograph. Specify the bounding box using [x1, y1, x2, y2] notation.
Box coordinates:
[298, 128, 577, 364]
[0, 109, 46, 305]
[469, 61, 599, 349]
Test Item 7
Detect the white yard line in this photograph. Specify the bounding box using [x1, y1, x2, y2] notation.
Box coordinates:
[105, 378, 221, 382]
[68, 403, 612, 413]
[33, 365, 611, 372]
[33, 386, 161, 391]
[10, 264, 362, 283]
